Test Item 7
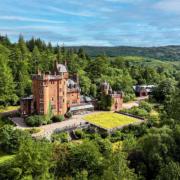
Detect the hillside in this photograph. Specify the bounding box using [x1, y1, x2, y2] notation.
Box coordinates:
[67, 45, 180, 61]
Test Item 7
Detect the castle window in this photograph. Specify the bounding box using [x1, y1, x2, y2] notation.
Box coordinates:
[39, 89, 43, 95]
[51, 97, 54, 101]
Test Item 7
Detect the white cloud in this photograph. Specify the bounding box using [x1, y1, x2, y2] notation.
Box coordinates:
[104, 0, 142, 3]
[48, 6, 95, 17]
[154, 0, 180, 13]
[0, 16, 64, 24]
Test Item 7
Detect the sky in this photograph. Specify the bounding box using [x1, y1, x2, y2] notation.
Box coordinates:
[0, 0, 180, 46]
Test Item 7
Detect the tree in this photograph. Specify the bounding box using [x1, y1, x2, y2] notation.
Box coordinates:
[78, 70, 91, 95]
[0, 55, 18, 105]
[31, 45, 41, 73]
[88, 56, 109, 81]
[69, 141, 103, 176]
[102, 151, 138, 180]
[0, 125, 30, 153]
[167, 90, 180, 120]
[18, 34, 29, 56]
[9, 46, 31, 98]
[90, 84, 97, 97]
[156, 161, 180, 180]
[14, 138, 54, 179]
[152, 79, 175, 103]
[136, 127, 175, 179]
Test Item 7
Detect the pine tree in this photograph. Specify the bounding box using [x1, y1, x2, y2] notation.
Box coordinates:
[31, 46, 41, 73]
[0, 55, 18, 105]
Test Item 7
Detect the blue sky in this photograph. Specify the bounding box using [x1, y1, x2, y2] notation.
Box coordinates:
[0, 0, 180, 46]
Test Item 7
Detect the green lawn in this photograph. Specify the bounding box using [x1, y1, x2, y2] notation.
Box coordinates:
[84, 112, 140, 129]
[0, 106, 19, 113]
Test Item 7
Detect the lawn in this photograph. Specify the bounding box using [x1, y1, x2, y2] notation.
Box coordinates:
[0, 106, 19, 113]
[84, 112, 141, 129]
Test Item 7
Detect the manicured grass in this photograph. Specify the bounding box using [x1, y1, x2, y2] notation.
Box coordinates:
[0, 106, 19, 113]
[84, 112, 140, 129]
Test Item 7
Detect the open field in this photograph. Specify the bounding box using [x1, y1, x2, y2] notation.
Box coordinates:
[84, 112, 141, 129]
[0, 106, 19, 113]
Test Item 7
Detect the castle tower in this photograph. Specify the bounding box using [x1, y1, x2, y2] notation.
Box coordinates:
[101, 81, 110, 95]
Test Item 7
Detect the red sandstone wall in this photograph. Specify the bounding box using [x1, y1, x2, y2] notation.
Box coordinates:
[111, 96, 123, 111]
[67, 90, 80, 107]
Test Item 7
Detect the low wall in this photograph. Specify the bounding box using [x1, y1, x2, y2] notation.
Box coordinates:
[115, 111, 145, 120]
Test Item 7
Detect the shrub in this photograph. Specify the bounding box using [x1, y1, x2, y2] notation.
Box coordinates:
[139, 101, 152, 112]
[120, 107, 149, 118]
[75, 129, 86, 139]
[26, 115, 45, 127]
[0, 116, 14, 127]
[25, 128, 41, 134]
[65, 111, 72, 119]
[124, 94, 135, 103]
[51, 132, 69, 143]
[51, 115, 64, 122]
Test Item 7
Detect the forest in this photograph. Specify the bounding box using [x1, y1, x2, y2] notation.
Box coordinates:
[0, 35, 180, 179]
[67, 45, 180, 61]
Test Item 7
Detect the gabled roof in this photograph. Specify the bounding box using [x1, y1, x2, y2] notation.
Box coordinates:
[56, 64, 67, 73]
[133, 85, 155, 93]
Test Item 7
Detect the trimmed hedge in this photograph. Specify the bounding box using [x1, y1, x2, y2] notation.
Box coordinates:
[26, 115, 45, 127]
[51, 115, 65, 122]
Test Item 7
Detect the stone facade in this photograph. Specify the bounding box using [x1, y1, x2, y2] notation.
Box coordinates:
[100, 81, 123, 111]
[21, 62, 81, 116]
[133, 85, 155, 97]
[20, 64, 123, 116]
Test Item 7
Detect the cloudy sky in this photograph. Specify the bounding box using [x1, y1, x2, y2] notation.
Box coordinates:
[0, 0, 180, 46]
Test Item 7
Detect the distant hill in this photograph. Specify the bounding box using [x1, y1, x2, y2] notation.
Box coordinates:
[67, 45, 180, 61]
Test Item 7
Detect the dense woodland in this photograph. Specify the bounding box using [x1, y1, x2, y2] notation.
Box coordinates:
[67, 45, 180, 61]
[0, 35, 180, 179]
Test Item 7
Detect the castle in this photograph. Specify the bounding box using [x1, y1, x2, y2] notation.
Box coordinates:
[21, 62, 123, 116]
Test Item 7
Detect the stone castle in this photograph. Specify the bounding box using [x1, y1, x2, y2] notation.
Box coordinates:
[21, 61, 123, 116]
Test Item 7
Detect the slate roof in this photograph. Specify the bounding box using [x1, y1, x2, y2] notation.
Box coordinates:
[56, 64, 67, 73]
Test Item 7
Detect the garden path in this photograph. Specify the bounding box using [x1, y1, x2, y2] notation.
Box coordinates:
[11, 97, 148, 139]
